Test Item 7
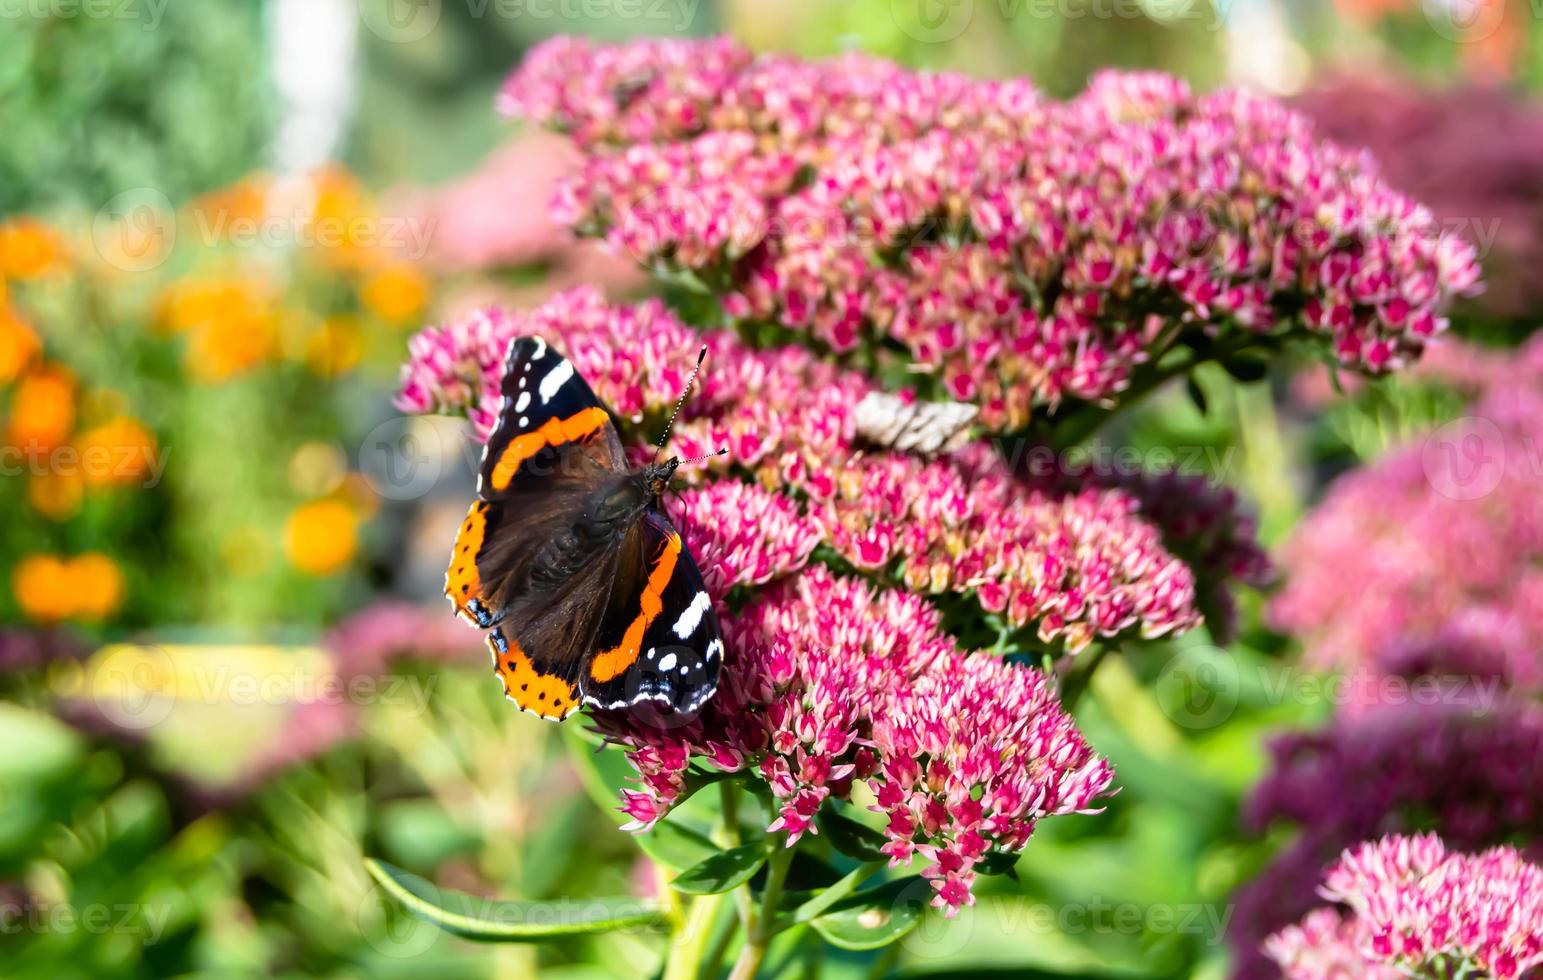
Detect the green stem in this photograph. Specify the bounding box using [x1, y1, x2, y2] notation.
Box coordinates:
[866, 940, 904, 980]
[727, 841, 795, 980]
[1057, 643, 1110, 712]
[773, 860, 885, 932]
[719, 783, 756, 945]
[663, 892, 724, 980]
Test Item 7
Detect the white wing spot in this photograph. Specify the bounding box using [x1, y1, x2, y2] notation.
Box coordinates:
[706, 639, 723, 661]
[515, 391, 531, 413]
[539, 359, 574, 404]
[519, 416, 529, 427]
[656, 652, 678, 672]
[531, 337, 547, 361]
[673, 591, 712, 639]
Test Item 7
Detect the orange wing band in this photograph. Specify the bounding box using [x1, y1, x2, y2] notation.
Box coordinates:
[488, 407, 609, 493]
[491, 631, 579, 721]
[588, 532, 682, 683]
[446, 501, 489, 621]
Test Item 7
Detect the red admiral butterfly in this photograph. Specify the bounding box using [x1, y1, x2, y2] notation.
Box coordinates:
[446, 337, 723, 721]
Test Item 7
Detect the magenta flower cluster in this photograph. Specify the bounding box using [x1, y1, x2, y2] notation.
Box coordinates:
[1271, 358, 1543, 695]
[395, 287, 1281, 910]
[500, 36, 1480, 431]
[1266, 833, 1543, 979]
[397, 288, 1263, 651]
[604, 564, 1114, 916]
[1230, 699, 1543, 977]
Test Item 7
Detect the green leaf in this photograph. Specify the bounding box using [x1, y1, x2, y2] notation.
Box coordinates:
[1185, 377, 1209, 416]
[975, 850, 1022, 879]
[634, 819, 720, 872]
[1221, 356, 1269, 383]
[810, 878, 929, 951]
[364, 859, 664, 941]
[818, 809, 890, 863]
[669, 841, 771, 895]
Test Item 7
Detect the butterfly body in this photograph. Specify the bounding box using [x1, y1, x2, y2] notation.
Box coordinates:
[446, 338, 721, 721]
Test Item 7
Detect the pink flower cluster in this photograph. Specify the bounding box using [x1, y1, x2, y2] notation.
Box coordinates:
[393, 130, 641, 295]
[501, 37, 1480, 431]
[601, 566, 1114, 915]
[1271, 376, 1543, 694]
[393, 289, 1278, 910]
[1231, 700, 1543, 977]
[1266, 834, 1543, 979]
[398, 289, 1261, 650]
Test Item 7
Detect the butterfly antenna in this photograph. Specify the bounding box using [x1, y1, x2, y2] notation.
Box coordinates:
[655, 345, 708, 463]
[679, 448, 729, 466]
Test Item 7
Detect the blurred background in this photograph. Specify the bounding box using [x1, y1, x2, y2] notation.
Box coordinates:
[2, 0, 1541, 977]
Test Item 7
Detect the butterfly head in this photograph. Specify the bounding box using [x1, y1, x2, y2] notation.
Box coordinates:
[643, 458, 681, 499]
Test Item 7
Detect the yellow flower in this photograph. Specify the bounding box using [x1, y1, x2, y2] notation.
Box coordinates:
[13, 554, 73, 621]
[0, 219, 67, 280]
[189, 174, 272, 242]
[27, 470, 84, 521]
[283, 499, 359, 576]
[12, 553, 119, 622]
[303, 316, 363, 378]
[70, 553, 125, 621]
[155, 276, 269, 336]
[360, 262, 430, 326]
[5, 365, 75, 454]
[185, 308, 278, 382]
[0, 307, 41, 384]
[75, 416, 158, 488]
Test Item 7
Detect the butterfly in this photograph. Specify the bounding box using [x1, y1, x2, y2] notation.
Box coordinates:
[445, 336, 724, 721]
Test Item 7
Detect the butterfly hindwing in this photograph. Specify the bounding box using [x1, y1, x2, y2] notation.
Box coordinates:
[447, 336, 626, 626]
[580, 511, 722, 716]
[489, 517, 642, 721]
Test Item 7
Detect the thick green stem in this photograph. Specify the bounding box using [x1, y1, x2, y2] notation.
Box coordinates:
[663, 892, 724, 980]
[1057, 643, 1110, 712]
[718, 783, 757, 946]
[727, 841, 795, 980]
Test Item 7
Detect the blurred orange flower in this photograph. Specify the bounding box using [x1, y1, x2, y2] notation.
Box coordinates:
[5, 365, 75, 454]
[283, 499, 359, 576]
[360, 262, 430, 325]
[185, 309, 278, 382]
[0, 307, 41, 383]
[190, 174, 273, 239]
[303, 316, 363, 378]
[28, 470, 84, 521]
[308, 167, 376, 272]
[156, 276, 270, 336]
[75, 416, 159, 487]
[12, 553, 121, 622]
[0, 218, 67, 280]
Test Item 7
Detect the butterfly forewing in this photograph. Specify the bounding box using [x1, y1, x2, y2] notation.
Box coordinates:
[580, 511, 722, 716]
[445, 335, 724, 722]
[447, 337, 624, 626]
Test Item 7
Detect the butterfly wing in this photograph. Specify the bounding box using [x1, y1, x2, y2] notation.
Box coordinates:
[447, 336, 626, 628]
[487, 519, 642, 721]
[580, 510, 723, 716]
